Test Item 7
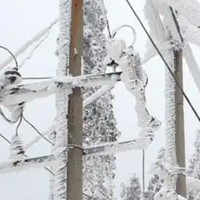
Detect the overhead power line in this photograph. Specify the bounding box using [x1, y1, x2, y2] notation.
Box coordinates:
[125, 0, 200, 123]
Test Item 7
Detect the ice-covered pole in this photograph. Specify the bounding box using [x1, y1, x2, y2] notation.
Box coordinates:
[53, 0, 72, 200]
[67, 0, 83, 200]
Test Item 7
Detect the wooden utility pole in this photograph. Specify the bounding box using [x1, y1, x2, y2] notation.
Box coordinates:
[174, 49, 186, 197]
[67, 1, 83, 200]
[170, 8, 187, 198]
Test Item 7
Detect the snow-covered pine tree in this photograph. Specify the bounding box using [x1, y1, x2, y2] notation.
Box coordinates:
[83, 0, 120, 198]
[120, 173, 142, 200]
[144, 148, 165, 200]
[187, 130, 200, 200]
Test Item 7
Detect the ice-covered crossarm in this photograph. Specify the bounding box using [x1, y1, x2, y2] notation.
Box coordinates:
[84, 136, 154, 156]
[0, 155, 55, 174]
[0, 71, 121, 106]
[0, 135, 154, 174]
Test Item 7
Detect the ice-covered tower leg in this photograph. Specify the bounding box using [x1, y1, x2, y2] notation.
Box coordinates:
[48, 131, 56, 200]
[53, 0, 72, 200]
[154, 47, 179, 200]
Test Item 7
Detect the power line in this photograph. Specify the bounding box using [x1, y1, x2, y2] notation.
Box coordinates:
[22, 76, 52, 80]
[22, 115, 54, 145]
[0, 46, 18, 69]
[125, 0, 200, 123]
[102, 0, 112, 38]
[19, 31, 50, 69]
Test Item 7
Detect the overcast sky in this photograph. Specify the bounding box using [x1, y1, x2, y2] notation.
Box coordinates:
[0, 0, 200, 199]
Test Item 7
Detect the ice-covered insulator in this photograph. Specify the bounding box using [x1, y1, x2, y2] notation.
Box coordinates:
[148, 117, 162, 132]
[119, 49, 147, 89]
[10, 135, 25, 164]
[0, 67, 22, 87]
[106, 39, 126, 63]
[139, 128, 154, 138]
[49, 131, 56, 141]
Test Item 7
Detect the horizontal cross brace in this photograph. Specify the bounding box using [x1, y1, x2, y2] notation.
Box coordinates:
[0, 135, 153, 174]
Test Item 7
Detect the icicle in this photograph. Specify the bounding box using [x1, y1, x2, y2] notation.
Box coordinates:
[10, 135, 25, 164]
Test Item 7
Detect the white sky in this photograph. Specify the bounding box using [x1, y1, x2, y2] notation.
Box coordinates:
[0, 0, 200, 199]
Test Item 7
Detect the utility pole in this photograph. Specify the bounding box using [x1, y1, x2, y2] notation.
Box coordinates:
[67, 1, 83, 200]
[170, 8, 186, 198]
[174, 49, 186, 197]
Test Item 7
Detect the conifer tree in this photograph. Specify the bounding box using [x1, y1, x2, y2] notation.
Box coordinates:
[120, 174, 142, 200]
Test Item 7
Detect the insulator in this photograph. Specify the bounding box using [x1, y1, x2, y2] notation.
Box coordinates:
[10, 135, 25, 163]
[49, 131, 56, 141]
[119, 48, 147, 89]
[106, 39, 126, 63]
[0, 67, 22, 87]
